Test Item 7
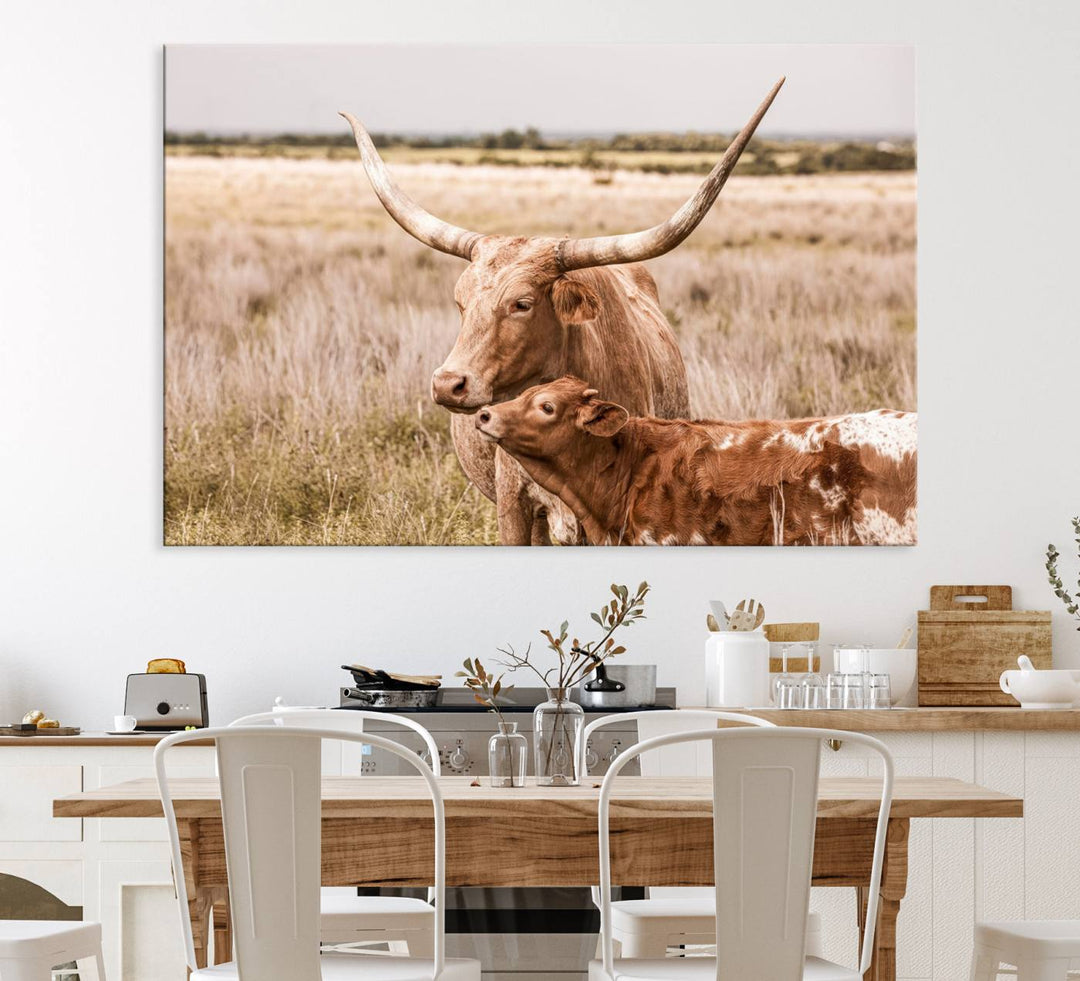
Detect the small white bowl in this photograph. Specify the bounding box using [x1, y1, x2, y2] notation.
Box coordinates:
[833, 648, 917, 706]
[999, 668, 1080, 709]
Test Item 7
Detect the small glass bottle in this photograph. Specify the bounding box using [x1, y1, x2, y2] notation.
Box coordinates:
[533, 687, 584, 786]
[488, 721, 528, 788]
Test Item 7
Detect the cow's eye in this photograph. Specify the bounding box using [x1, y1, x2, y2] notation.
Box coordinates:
[514, 299, 533, 312]
[540, 402, 555, 415]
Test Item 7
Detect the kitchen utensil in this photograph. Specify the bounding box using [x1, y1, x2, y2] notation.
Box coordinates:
[895, 626, 913, 649]
[706, 614, 722, 632]
[708, 601, 730, 630]
[704, 630, 770, 707]
[339, 688, 439, 708]
[124, 673, 208, 731]
[1018, 655, 1036, 672]
[578, 664, 657, 709]
[729, 599, 765, 631]
[342, 665, 442, 690]
[999, 667, 1080, 709]
[834, 648, 918, 707]
[918, 585, 1051, 705]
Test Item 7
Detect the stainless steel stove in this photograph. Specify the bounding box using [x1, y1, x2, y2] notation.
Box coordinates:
[335, 685, 676, 980]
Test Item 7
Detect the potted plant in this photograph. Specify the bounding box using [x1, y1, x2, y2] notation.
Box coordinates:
[495, 582, 650, 786]
[456, 658, 527, 788]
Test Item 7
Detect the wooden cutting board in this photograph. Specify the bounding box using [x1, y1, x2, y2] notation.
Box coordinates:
[917, 585, 1052, 705]
[0, 726, 81, 737]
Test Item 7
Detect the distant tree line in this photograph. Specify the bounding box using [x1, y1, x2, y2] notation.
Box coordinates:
[164, 128, 916, 174]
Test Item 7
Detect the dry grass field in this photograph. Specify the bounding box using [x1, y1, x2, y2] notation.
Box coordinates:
[164, 156, 916, 545]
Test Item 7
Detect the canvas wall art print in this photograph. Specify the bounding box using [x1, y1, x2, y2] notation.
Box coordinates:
[164, 44, 916, 546]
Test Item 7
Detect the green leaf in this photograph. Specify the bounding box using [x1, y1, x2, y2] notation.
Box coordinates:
[591, 612, 603, 625]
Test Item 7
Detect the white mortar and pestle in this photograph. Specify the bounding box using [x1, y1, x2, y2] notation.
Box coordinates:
[999, 655, 1080, 709]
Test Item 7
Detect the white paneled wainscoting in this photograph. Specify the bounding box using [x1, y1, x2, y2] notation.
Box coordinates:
[1, 729, 1077, 980]
[812, 729, 1080, 981]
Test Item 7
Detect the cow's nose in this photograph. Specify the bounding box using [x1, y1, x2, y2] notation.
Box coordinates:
[478, 410, 491, 425]
[431, 368, 471, 406]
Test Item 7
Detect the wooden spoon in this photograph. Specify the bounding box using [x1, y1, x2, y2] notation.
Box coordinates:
[730, 599, 765, 631]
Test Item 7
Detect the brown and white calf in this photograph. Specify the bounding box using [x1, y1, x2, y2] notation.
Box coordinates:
[475, 377, 917, 546]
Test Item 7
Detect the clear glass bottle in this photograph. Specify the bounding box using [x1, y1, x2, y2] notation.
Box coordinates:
[488, 721, 528, 788]
[533, 687, 584, 786]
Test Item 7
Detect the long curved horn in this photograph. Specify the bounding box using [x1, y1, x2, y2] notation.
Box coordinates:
[557, 77, 785, 272]
[340, 111, 483, 260]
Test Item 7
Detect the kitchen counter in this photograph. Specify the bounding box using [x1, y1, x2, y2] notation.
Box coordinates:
[684, 705, 1080, 730]
[0, 731, 210, 747]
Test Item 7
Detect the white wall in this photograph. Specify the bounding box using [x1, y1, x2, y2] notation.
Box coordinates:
[1, 0, 1078, 728]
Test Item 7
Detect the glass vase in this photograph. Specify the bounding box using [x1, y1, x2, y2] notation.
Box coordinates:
[533, 687, 584, 786]
[488, 721, 528, 788]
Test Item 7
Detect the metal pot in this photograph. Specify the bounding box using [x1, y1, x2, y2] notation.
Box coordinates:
[577, 664, 657, 709]
[339, 688, 439, 708]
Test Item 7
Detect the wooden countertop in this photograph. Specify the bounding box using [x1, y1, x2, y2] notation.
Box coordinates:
[53, 774, 1023, 821]
[686, 706, 1080, 730]
[0, 732, 209, 747]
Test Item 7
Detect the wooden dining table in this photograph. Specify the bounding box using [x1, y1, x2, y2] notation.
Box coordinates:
[54, 775, 1022, 981]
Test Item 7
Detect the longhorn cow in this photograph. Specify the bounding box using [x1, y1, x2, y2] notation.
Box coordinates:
[341, 79, 785, 544]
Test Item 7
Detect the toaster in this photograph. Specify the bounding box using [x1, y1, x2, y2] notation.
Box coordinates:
[124, 673, 209, 730]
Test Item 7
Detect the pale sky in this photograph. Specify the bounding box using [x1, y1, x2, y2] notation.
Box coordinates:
[165, 44, 915, 138]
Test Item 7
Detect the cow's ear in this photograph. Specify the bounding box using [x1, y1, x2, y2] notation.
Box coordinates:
[551, 277, 600, 325]
[578, 399, 630, 437]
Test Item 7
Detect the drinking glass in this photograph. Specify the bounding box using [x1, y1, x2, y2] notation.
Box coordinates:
[775, 676, 803, 709]
[826, 673, 846, 709]
[868, 674, 893, 709]
[841, 673, 866, 709]
[773, 644, 798, 705]
[801, 674, 825, 709]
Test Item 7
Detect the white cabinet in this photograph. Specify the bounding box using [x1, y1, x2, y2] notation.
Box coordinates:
[0, 766, 83, 841]
[811, 729, 1080, 981]
[0, 740, 214, 981]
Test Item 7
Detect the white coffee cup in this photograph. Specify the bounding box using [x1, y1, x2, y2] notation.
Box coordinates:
[114, 715, 138, 732]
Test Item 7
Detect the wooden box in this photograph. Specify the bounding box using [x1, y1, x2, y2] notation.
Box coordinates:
[917, 585, 1052, 705]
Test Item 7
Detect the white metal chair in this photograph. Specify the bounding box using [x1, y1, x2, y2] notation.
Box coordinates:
[589, 726, 894, 981]
[579, 710, 822, 960]
[230, 709, 438, 955]
[969, 921, 1080, 980]
[155, 725, 480, 981]
[0, 921, 104, 981]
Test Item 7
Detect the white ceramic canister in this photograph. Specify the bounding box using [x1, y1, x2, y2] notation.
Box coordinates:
[704, 630, 771, 707]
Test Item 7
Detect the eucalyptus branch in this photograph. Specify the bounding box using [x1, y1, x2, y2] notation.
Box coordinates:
[1046, 517, 1080, 628]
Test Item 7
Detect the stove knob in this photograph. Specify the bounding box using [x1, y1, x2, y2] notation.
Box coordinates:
[585, 746, 600, 770]
[605, 744, 621, 764]
[156, 702, 171, 716]
[447, 746, 471, 771]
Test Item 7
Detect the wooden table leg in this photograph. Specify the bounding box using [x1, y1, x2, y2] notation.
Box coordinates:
[857, 817, 909, 981]
[211, 886, 232, 964]
[177, 818, 215, 971]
